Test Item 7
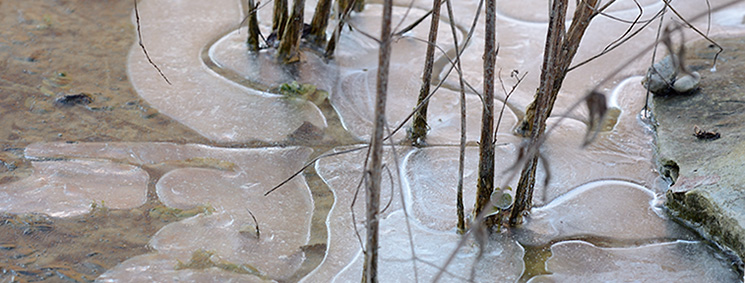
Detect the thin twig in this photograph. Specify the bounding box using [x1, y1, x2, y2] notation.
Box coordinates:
[245, 208, 261, 239]
[134, 0, 171, 85]
[363, 0, 393, 280]
[264, 146, 368, 196]
[473, 0, 498, 227]
[410, 0, 444, 144]
[494, 69, 526, 144]
[444, 0, 468, 234]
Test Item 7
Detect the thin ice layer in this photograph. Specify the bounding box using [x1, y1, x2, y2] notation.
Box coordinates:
[0, 160, 147, 217]
[302, 146, 407, 282]
[334, 210, 524, 282]
[528, 240, 740, 282]
[498, 0, 659, 23]
[104, 145, 311, 281]
[520, 76, 657, 205]
[334, 69, 518, 143]
[209, 28, 340, 99]
[403, 141, 530, 231]
[329, 4, 493, 142]
[21, 142, 313, 280]
[515, 180, 696, 246]
[207, 3, 503, 144]
[306, 146, 525, 281]
[128, 0, 325, 143]
[95, 253, 268, 283]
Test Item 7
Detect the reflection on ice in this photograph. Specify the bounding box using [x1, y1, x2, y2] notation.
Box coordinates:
[529, 240, 740, 282]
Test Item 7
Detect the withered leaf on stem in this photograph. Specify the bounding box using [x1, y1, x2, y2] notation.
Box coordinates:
[583, 90, 608, 147]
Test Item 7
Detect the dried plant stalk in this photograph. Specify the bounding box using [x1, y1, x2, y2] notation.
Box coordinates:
[409, 0, 444, 145]
[442, 0, 468, 234]
[340, 0, 365, 14]
[278, 0, 306, 63]
[363, 0, 393, 281]
[272, 0, 288, 43]
[473, 0, 497, 226]
[510, 0, 600, 225]
[246, 0, 260, 52]
[308, 0, 332, 47]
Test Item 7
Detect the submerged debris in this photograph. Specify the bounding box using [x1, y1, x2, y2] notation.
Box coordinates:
[693, 125, 720, 141]
[54, 93, 93, 107]
[175, 249, 268, 279]
[278, 81, 328, 105]
[288, 121, 325, 142]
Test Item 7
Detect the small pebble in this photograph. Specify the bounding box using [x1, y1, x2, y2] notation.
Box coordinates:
[672, 71, 701, 93]
[643, 55, 675, 94]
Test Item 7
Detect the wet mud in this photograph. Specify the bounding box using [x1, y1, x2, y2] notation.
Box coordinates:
[0, 1, 210, 281]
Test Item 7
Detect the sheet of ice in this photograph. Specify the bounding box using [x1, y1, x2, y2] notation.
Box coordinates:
[306, 147, 525, 281]
[103, 147, 313, 280]
[208, 3, 508, 143]
[498, 0, 660, 23]
[128, 0, 325, 143]
[329, 4, 502, 142]
[302, 146, 407, 282]
[96, 253, 268, 283]
[403, 140, 535, 231]
[0, 159, 148, 217]
[209, 28, 340, 96]
[21, 142, 313, 281]
[335, 210, 524, 282]
[514, 180, 696, 247]
[528, 240, 741, 282]
[334, 67, 519, 143]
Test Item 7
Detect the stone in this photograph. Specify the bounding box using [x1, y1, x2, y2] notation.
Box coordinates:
[653, 37, 745, 265]
[672, 71, 701, 93]
[643, 55, 677, 94]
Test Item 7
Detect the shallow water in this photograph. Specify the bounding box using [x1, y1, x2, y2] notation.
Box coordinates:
[2, 0, 745, 282]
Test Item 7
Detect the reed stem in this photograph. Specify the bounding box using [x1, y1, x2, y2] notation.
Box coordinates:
[246, 0, 260, 52]
[409, 0, 444, 145]
[308, 0, 332, 47]
[510, 0, 599, 225]
[278, 0, 306, 63]
[362, 0, 392, 281]
[473, 0, 497, 227]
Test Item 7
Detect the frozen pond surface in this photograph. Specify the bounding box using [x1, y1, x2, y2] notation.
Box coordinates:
[22, 143, 314, 281]
[2, 0, 745, 281]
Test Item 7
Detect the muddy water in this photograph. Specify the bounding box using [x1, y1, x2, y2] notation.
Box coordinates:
[1, 0, 745, 282]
